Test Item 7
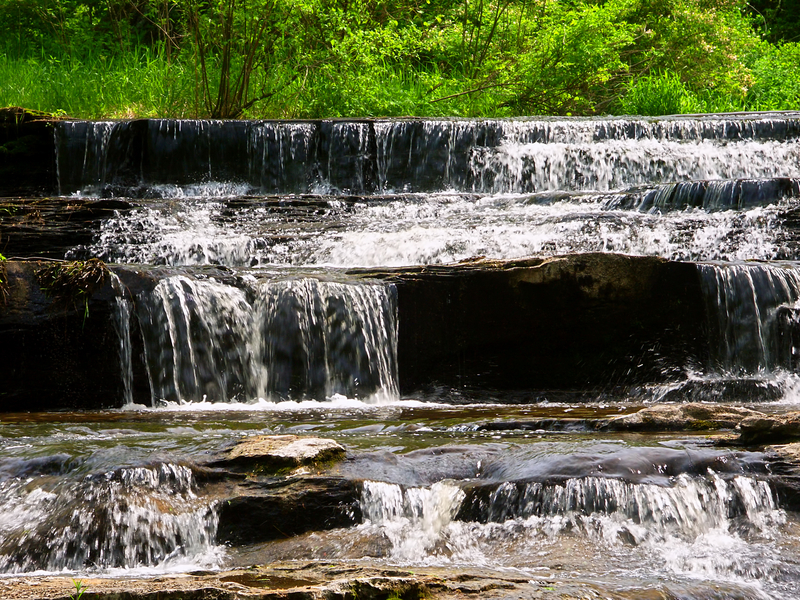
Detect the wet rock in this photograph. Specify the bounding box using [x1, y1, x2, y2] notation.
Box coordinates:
[764, 442, 800, 511]
[211, 435, 346, 473]
[0, 198, 134, 259]
[0, 261, 124, 411]
[216, 476, 362, 545]
[737, 411, 800, 444]
[368, 253, 708, 393]
[601, 403, 763, 432]
[0, 109, 58, 196]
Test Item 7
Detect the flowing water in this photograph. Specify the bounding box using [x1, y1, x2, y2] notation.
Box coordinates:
[5, 113, 800, 598]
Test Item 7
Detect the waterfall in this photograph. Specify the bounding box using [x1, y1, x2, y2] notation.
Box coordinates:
[475, 474, 782, 537]
[53, 115, 800, 197]
[110, 273, 134, 406]
[360, 481, 466, 561]
[0, 463, 218, 572]
[698, 262, 800, 375]
[358, 472, 784, 580]
[136, 276, 398, 404]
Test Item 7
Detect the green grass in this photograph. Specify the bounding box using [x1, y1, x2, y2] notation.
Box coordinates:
[0, 49, 199, 118]
[1, 47, 798, 120]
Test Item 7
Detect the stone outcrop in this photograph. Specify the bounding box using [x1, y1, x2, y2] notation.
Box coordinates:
[737, 411, 800, 444]
[216, 476, 362, 545]
[374, 253, 707, 393]
[602, 403, 763, 432]
[210, 435, 346, 473]
[0, 197, 134, 259]
[0, 261, 124, 411]
[0, 108, 58, 197]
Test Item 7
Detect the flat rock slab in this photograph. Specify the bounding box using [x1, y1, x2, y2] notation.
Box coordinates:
[602, 403, 764, 432]
[210, 435, 346, 472]
[0, 562, 723, 599]
[738, 411, 800, 444]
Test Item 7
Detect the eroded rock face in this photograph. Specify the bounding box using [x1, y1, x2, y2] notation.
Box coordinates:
[0, 262, 123, 411]
[212, 435, 346, 472]
[0, 255, 712, 409]
[384, 253, 707, 393]
[738, 412, 800, 444]
[602, 403, 763, 432]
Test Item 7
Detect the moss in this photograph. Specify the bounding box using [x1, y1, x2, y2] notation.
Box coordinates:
[0, 107, 60, 125]
[688, 419, 716, 431]
[0, 135, 40, 157]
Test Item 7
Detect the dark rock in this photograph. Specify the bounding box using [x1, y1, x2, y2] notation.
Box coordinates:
[216, 477, 362, 545]
[0, 261, 124, 411]
[372, 253, 708, 393]
[763, 443, 800, 511]
[0, 110, 58, 196]
[0, 197, 134, 259]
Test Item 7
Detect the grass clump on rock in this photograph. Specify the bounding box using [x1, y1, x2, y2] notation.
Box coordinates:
[36, 258, 109, 316]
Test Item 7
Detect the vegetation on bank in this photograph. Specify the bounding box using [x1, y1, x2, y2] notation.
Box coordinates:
[0, 0, 798, 118]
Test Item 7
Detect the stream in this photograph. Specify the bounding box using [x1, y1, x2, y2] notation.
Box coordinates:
[3, 113, 800, 599]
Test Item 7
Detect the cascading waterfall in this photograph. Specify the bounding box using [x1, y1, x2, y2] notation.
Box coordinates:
[699, 262, 800, 375]
[359, 472, 786, 584]
[360, 481, 466, 561]
[136, 275, 398, 404]
[54, 115, 800, 197]
[0, 463, 218, 572]
[26, 113, 800, 595]
[110, 273, 134, 406]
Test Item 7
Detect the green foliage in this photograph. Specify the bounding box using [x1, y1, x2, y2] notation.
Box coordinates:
[619, 71, 699, 115]
[69, 579, 88, 600]
[746, 41, 800, 110]
[0, 0, 797, 117]
[747, 0, 800, 44]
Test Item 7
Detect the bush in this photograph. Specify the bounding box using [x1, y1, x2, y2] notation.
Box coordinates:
[618, 71, 700, 115]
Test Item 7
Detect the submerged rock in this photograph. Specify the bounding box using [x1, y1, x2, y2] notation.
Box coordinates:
[602, 403, 763, 432]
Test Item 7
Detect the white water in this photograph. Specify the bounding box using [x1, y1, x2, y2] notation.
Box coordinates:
[358, 473, 790, 596]
[471, 138, 800, 194]
[699, 262, 800, 375]
[137, 276, 398, 404]
[0, 464, 219, 573]
[84, 194, 791, 267]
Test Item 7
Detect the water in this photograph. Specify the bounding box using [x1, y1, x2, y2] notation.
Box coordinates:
[136, 275, 398, 404]
[2, 408, 798, 598]
[6, 113, 800, 597]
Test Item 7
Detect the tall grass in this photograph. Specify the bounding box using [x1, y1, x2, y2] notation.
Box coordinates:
[0, 49, 198, 118]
